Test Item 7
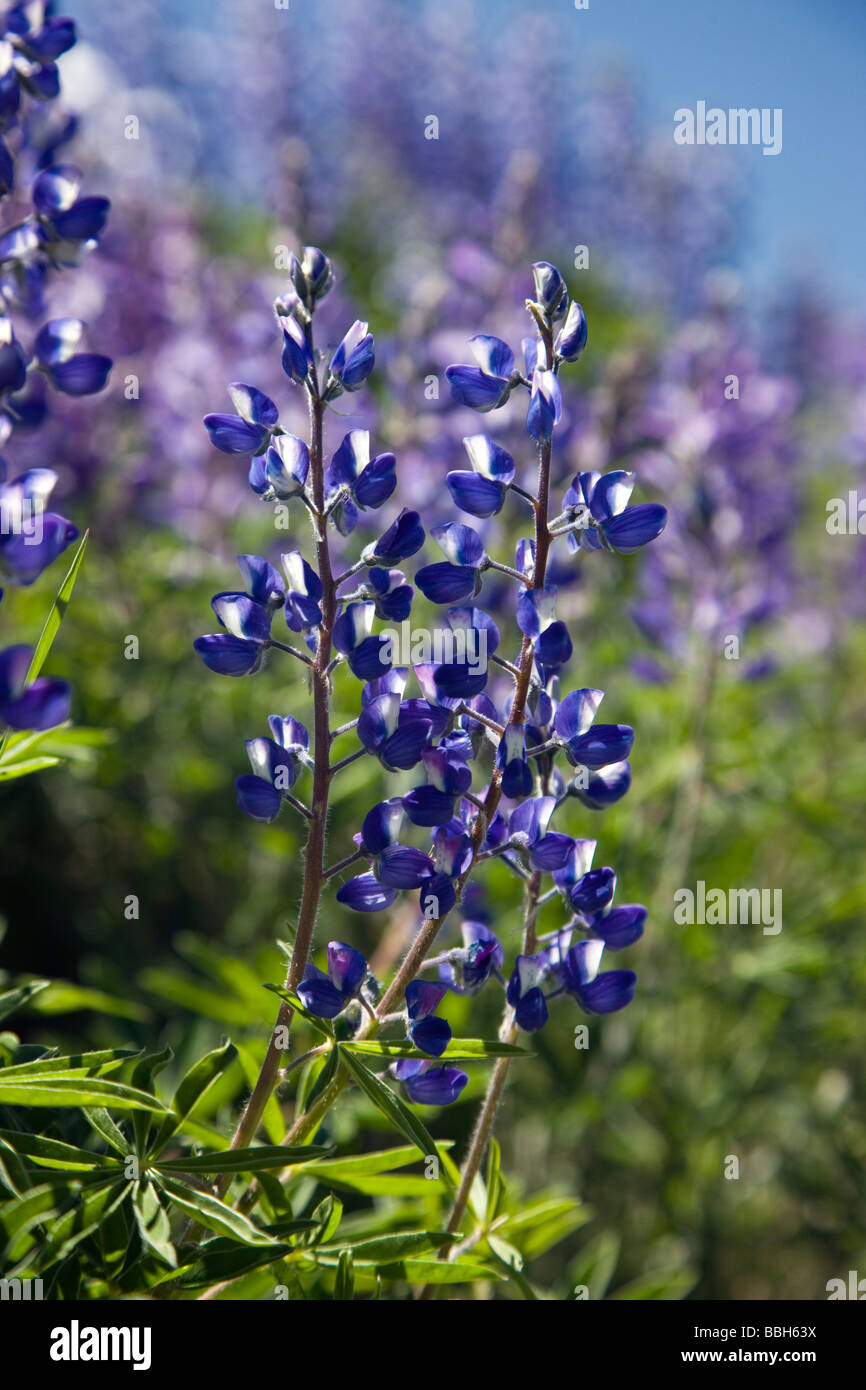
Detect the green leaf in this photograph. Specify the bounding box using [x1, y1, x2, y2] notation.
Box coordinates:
[131, 1046, 174, 1158]
[334, 1248, 354, 1300]
[485, 1136, 503, 1228]
[0, 1076, 171, 1112]
[83, 1108, 130, 1156]
[569, 1230, 621, 1301]
[339, 1049, 454, 1186]
[174, 1239, 292, 1289]
[0, 1047, 141, 1079]
[236, 1043, 283, 1144]
[46, 1180, 131, 1263]
[149, 1041, 238, 1156]
[299, 1141, 454, 1181]
[153, 1144, 332, 1176]
[133, 1181, 176, 1268]
[27, 529, 89, 682]
[27, 982, 147, 1021]
[316, 1231, 454, 1264]
[0, 755, 62, 780]
[303, 1041, 340, 1114]
[610, 1267, 699, 1301]
[263, 984, 335, 1040]
[0, 1129, 120, 1173]
[0, 980, 51, 1024]
[376, 1258, 503, 1284]
[159, 1176, 277, 1247]
[301, 1194, 342, 1247]
[345, 1038, 529, 1061]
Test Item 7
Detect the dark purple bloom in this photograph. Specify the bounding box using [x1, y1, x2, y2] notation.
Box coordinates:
[507, 955, 549, 1032]
[297, 941, 368, 1018]
[0, 642, 69, 730]
[392, 1059, 468, 1106]
[405, 980, 451, 1057]
[445, 336, 517, 412]
[438, 921, 504, 995]
[33, 319, 111, 396]
[327, 319, 375, 395]
[364, 509, 425, 565]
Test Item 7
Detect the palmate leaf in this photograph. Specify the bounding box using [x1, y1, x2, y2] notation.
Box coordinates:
[133, 1180, 176, 1269]
[158, 1175, 278, 1248]
[339, 1049, 454, 1186]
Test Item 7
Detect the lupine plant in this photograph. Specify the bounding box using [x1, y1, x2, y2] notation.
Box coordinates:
[190, 251, 665, 1283]
[0, 248, 666, 1301]
[0, 2, 111, 780]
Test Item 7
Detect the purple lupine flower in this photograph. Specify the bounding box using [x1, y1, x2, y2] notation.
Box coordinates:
[553, 688, 634, 771]
[563, 470, 667, 555]
[438, 920, 504, 995]
[0, 642, 69, 730]
[326, 320, 375, 398]
[297, 941, 368, 1018]
[445, 435, 516, 517]
[516, 587, 573, 680]
[403, 742, 473, 827]
[0, 466, 77, 585]
[405, 980, 452, 1057]
[250, 433, 310, 500]
[445, 335, 518, 412]
[391, 1058, 468, 1106]
[325, 430, 396, 516]
[507, 797, 574, 872]
[356, 690, 433, 770]
[362, 567, 414, 622]
[556, 301, 588, 363]
[333, 601, 391, 680]
[32, 319, 111, 397]
[283, 551, 324, 636]
[362, 508, 425, 565]
[416, 520, 488, 603]
[235, 716, 311, 821]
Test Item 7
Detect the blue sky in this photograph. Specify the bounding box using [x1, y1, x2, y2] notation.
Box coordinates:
[577, 0, 866, 306]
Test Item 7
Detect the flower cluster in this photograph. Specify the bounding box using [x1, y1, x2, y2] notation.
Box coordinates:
[0, 6, 111, 743]
[196, 250, 666, 1114]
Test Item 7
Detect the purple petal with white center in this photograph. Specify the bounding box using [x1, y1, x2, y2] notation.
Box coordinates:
[554, 688, 605, 741]
[45, 353, 111, 397]
[526, 369, 562, 442]
[265, 434, 310, 497]
[469, 335, 515, 378]
[517, 586, 558, 638]
[358, 692, 400, 748]
[462, 435, 516, 483]
[227, 382, 278, 428]
[211, 592, 271, 643]
[361, 798, 404, 853]
[557, 300, 588, 361]
[589, 470, 635, 521]
[432, 520, 486, 569]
